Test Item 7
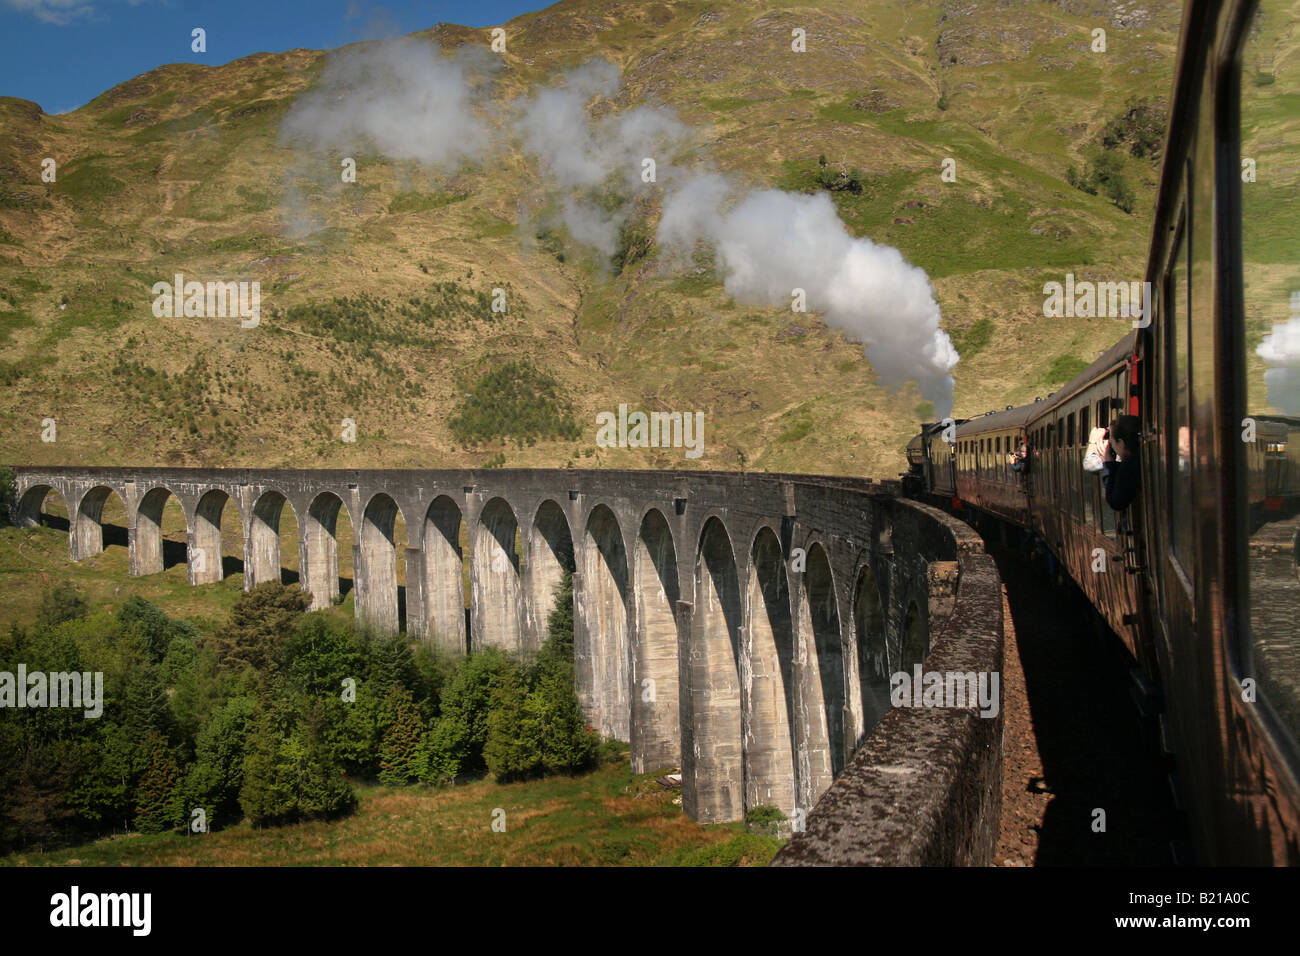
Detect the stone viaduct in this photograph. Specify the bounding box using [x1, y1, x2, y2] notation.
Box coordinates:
[10, 465, 1003, 858]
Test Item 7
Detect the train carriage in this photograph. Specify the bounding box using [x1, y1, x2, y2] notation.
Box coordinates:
[906, 0, 1300, 864]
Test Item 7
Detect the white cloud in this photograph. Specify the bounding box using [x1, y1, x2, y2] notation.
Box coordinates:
[2, 0, 151, 26]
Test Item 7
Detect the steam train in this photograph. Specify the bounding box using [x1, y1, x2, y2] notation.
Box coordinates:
[905, 0, 1300, 865]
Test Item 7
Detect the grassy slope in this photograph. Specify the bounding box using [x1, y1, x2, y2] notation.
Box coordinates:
[0, 0, 1181, 480]
[4, 764, 781, 867]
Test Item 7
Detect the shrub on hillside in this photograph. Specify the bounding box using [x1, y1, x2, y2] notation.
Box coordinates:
[449, 361, 581, 446]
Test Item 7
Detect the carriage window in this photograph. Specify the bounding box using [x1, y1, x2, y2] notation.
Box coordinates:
[1097, 401, 1116, 536]
[1238, 0, 1300, 745]
[1169, 212, 1192, 574]
[1080, 406, 1095, 527]
[1066, 412, 1079, 517]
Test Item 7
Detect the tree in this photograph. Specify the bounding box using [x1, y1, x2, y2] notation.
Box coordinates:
[377, 687, 427, 786]
[183, 695, 257, 827]
[293, 701, 356, 820]
[368, 632, 417, 692]
[238, 708, 298, 826]
[239, 697, 355, 827]
[522, 570, 596, 776]
[282, 613, 365, 697]
[36, 581, 88, 629]
[134, 730, 184, 833]
[0, 466, 14, 524]
[536, 568, 575, 674]
[321, 689, 382, 776]
[529, 668, 597, 775]
[426, 648, 513, 777]
[206, 582, 309, 674]
[484, 667, 542, 782]
[119, 596, 193, 663]
[416, 712, 468, 786]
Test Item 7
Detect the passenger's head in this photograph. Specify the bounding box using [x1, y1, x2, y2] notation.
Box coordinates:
[1110, 414, 1140, 460]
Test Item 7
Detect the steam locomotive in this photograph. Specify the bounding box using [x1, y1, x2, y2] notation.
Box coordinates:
[905, 0, 1300, 865]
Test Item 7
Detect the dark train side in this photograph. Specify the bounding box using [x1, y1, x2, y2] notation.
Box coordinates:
[905, 0, 1300, 866]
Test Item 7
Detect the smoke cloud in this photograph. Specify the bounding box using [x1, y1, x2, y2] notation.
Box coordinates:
[280, 42, 959, 416]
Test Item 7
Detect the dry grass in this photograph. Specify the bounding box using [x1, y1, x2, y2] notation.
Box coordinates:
[5, 762, 780, 867]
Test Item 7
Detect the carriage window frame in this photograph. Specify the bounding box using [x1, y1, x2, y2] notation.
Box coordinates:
[1167, 200, 1194, 583]
[1225, 0, 1300, 766]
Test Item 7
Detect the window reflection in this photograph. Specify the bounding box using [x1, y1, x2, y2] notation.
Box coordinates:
[1240, 0, 1300, 742]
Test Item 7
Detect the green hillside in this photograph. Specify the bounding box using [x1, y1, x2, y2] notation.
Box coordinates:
[0, 0, 1182, 478]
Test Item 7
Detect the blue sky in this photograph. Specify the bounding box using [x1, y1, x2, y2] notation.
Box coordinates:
[0, 0, 548, 114]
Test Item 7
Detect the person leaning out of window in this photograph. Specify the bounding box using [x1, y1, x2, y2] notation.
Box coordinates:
[1008, 438, 1029, 474]
[1102, 415, 1141, 511]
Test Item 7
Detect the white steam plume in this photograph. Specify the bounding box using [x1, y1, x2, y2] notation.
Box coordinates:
[279, 45, 959, 415]
[658, 177, 958, 417]
[280, 36, 496, 168]
[508, 60, 688, 257]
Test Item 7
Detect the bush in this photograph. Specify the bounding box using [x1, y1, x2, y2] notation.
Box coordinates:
[1041, 354, 1089, 385]
[36, 582, 88, 629]
[1104, 174, 1135, 214]
[744, 805, 787, 837]
[1098, 96, 1167, 161]
[613, 213, 654, 274]
[814, 163, 865, 194]
[449, 361, 581, 446]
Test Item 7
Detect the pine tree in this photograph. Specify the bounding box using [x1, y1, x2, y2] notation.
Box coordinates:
[238, 707, 298, 826]
[377, 686, 426, 786]
[134, 730, 184, 833]
[484, 667, 542, 781]
[183, 694, 257, 827]
[207, 582, 309, 674]
[531, 669, 597, 775]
